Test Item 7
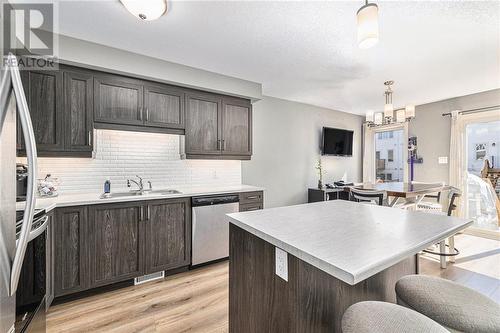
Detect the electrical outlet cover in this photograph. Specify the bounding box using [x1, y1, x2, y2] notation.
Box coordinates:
[275, 247, 288, 281]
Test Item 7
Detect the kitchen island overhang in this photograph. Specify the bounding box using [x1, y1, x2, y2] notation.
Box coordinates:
[227, 200, 473, 333]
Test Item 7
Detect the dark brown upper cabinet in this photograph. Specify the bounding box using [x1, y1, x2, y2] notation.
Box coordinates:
[64, 71, 93, 153]
[144, 84, 185, 129]
[222, 97, 252, 157]
[93, 75, 144, 127]
[185, 92, 222, 156]
[53, 206, 89, 297]
[19, 70, 64, 152]
[18, 66, 94, 157]
[144, 198, 191, 274]
[184, 93, 252, 160]
[88, 202, 145, 287]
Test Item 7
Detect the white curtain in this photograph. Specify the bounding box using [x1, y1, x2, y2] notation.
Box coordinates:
[448, 110, 465, 217]
[362, 124, 375, 183]
[449, 110, 465, 190]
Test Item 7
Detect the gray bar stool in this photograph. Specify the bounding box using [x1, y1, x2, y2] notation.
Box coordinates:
[396, 275, 500, 333]
[341, 301, 448, 333]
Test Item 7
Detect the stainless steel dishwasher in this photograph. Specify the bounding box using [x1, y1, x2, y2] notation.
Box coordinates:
[191, 194, 240, 266]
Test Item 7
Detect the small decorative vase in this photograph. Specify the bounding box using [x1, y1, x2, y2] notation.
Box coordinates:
[318, 180, 323, 189]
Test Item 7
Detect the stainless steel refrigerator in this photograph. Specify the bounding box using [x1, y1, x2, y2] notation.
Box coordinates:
[0, 54, 38, 333]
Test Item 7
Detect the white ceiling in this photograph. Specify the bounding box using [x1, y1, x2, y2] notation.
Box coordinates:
[55, 0, 500, 114]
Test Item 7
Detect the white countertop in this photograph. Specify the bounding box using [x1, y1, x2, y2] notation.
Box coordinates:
[17, 184, 264, 213]
[227, 200, 473, 285]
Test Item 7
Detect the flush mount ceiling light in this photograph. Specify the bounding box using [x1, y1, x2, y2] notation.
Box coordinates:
[365, 81, 416, 127]
[120, 0, 167, 21]
[356, 0, 379, 49]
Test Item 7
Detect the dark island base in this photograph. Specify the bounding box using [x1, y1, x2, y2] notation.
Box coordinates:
[229, 224, 419, 333]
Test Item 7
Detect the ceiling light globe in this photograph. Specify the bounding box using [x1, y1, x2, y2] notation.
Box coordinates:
[120, 0, 167, 21]
[357, 3, 379, 49]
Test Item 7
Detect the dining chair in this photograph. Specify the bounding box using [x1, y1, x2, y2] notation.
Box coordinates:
[422, 187, 462, 268]
[411, 181, 445, 212]
[349, 188, 387, 206]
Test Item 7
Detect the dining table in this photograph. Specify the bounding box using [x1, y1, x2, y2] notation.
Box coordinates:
[349, 182, 448, 207]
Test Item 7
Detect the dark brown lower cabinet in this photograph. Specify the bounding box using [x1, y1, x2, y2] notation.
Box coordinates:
[51, 194, 232, 300]
[144, 198, 191, 274]
[54, 206, 89, 297]
[88, 202, 145, 287]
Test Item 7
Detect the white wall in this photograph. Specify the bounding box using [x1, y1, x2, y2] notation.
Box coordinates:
[19, 130, 241, 194]
[242, 96, 363, 208]
[57, 34, 262, 101]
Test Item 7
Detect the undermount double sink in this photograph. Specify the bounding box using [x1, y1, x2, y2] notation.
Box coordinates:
[100, 189, 182, 199]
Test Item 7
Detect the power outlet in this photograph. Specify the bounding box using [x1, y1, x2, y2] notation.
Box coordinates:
[275, 247, 288, 281]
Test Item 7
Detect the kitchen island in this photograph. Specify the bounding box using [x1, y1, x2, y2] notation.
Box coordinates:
[227, 200, 472, 333]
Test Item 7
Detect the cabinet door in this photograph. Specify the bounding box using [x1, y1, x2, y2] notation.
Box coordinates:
[19, 70, 64, 152]
[222, 97, 252, 156]
[94, 75, 144, 126]
[89, 202, 144, 287]
[185, 92, 222, 156]
[64, 71, 93, 152]
[54, 206, 89, 297]
[145, 198, 191, 274]
[144, 84, 184, 129]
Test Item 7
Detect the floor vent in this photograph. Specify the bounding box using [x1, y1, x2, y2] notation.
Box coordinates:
[134, 271, 165, 285]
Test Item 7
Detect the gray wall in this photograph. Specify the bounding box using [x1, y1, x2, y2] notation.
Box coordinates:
[242, 96, 363, 208]
[409, 89, 500, 183]
[57, 34, 262, 101]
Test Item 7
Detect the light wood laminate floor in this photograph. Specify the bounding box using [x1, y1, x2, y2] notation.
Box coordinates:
[47, 234, 499, 332]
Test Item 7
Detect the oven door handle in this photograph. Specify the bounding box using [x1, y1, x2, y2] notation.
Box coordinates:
[27, 216, 48, 243]
[5, 54, 38, 296]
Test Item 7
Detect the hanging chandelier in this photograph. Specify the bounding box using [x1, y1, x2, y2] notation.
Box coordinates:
[365, 81, 415, 126]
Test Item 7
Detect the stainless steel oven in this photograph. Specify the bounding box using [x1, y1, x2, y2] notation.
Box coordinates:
[15, 210, 47, 333]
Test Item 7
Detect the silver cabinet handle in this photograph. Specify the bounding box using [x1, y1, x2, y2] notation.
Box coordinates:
[145, 108, 149, 121]
[5, 54, 38, 296]
[246, 206, 261, 211]
[140, 206, 144, 222]
[147, 206, 151, 220]
[138, 107, 143, 121]
[246, 195, 259, 200]
[88, 130, 92, 146]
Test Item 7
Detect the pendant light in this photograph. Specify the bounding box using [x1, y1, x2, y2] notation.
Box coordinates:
[357, 0, 379, 49]
[383, 80, 394, 119]
[120, 0, 167, 21]
[365, 81, 416, 127]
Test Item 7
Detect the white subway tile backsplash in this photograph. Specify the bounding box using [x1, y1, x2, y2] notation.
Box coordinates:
[20, 129, 241, 194]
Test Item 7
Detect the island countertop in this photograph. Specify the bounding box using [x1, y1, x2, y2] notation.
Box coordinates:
[227, 200, 473, 285]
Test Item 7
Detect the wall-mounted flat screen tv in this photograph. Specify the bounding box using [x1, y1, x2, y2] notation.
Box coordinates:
[321, 127, 353, 156]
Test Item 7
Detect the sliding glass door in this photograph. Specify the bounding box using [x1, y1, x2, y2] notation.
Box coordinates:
[464, 120, 500, 232]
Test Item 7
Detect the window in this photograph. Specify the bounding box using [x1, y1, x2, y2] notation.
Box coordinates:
[377, 132, 394, 140]
[374, 130, 404, 182]
[388, 149, 394, 162]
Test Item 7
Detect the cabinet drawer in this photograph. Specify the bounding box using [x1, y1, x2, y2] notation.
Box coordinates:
[239, 191, 263, 205]
[239, 202, 263, 212]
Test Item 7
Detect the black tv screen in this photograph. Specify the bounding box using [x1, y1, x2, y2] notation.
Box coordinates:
[321, 127, 353, 156]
